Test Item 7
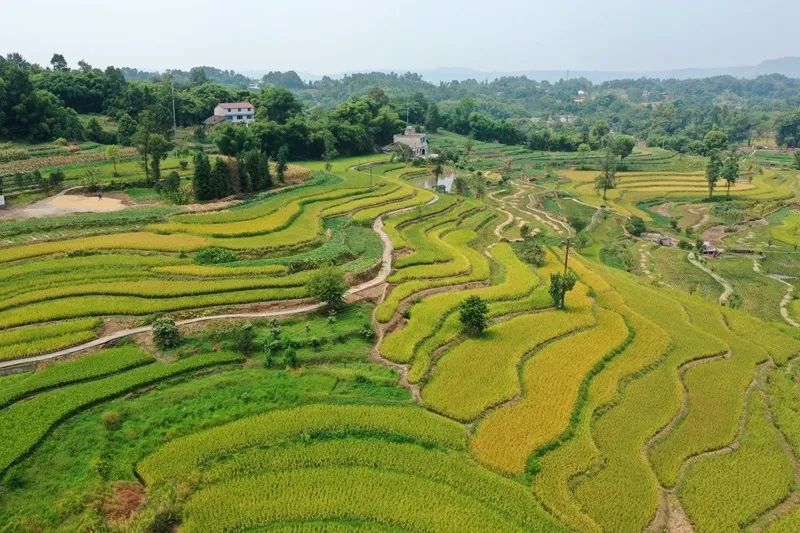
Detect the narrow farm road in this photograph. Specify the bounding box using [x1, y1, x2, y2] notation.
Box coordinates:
[686, 252, 733, 305]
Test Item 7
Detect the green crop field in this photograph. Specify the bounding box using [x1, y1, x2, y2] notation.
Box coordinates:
[1, 125, 800, 533]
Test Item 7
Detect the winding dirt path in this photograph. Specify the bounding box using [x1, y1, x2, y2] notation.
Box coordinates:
[686, 252, 733, 305]
[754, 258, 800, 328]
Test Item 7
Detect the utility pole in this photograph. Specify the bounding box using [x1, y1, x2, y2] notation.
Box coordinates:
[369, 165, 373, 187]
[170, 76, 177, 141]
[563, 238, 571, 275]
[406, 96, 410, 126]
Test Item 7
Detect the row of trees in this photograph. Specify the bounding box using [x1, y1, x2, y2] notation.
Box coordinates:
[192, 150, 274, 201]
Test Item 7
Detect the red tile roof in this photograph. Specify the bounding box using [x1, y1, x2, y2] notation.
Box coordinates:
[218, 102, 254, 109]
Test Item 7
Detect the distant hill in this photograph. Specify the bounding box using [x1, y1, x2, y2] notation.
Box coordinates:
[291, 57, 800, 84]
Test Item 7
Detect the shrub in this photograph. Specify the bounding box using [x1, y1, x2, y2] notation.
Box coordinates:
[152, 316, 180, 350]
[517, 239, 546, 267]
[194, 247, 237, 265]
[459, 296, 489, 336]
[309, 268, 347, 308]
[626, 216, 647, 237]
[569, 217, 588, 233]
[235, 323, 256, 355]
[101, 410, 122, 430]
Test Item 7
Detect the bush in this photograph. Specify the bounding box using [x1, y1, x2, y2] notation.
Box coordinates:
[195, 247, 237, 265]
[459, 296, 488, 336]
[568, 217, 588, 233]
[100, 410, 122, 430]
[516, 239, 546, 267]
[309, 267, 347, 308]
[235, 323, 255, 355]
[152, 316, 180, 350]
[626, 216, 647, 237]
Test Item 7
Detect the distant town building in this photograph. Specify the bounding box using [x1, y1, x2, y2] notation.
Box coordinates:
[393, 126, 429, 157]
[204, 101, 255, 126]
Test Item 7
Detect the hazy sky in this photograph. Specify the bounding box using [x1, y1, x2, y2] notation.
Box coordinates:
[2, 0, 799, 74]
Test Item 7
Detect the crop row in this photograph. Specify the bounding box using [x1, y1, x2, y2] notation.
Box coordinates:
[649, 297, 774, 487]
[534, 295, 671, 531]
[568, 271, 726, 532]
[181, 467, 535, 533]
[679, 389, 794, 532]
[0, 318, 101, 347]
[0, 351, 242, 473]
[0, 286, 306, 329]
[137, 404, 467, 485]
[0, 345, 152, 409]
[380, 243, 541, 365]
[423, 298, 597, 424]
[394, 202, 480, 268]
[193, 437, 562, 532]
[376, 229, 490, 323]
[383, 195, 461, 250]
[351, 187, 436, 224]
[151, 186, 376, 237]
[0, 330, 99, 362]
[471, 307, 628, 475]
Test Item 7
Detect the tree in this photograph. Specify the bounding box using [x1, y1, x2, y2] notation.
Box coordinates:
[703, 130, 729, 153]
[192, 151, 213, 201]
[275, 145, 289, 182]
[308, 267, 347, 308]
[105, 144, 120, 176]
[452, 176, 468, 195]
[459, 296, 488, 336]
[549, 271, 578, 309]
[721, 153, 740, 198]
[608, 135, 636, 159]
[705, 152, 722, 200]
[49, 53, 68, 72]
[47, 170, 65, 189]
[147, 134, 173, 181]
[591, 120, 611, 146]
[432, 160, 444, 191]
[210, 158, 231, 198]
[596, 149, 618, 201]
[116, 113, 137, 146]
[152, 315, 180, 350]
[793, 151, 800, 171]
[424, 103, 442, 133]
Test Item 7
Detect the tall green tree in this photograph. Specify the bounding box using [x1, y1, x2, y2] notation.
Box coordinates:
[596, 149, 618, 201]
[49, 53, 68, 71]
[275, 145, 289, 182]
[721, 153, 740, 198]
[424, 103, 442, 133]
[210, 158, 231, 198]
[705, 152, 722, 200]
[148, 134, 174, 181]
[549, 271, 578, 309]
[192, 151, 213, 201]
[459, 296, 488, 336]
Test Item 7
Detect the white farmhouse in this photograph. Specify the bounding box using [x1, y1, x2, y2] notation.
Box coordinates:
[393, 126, 429, 157]
[204, 101, 255, 125]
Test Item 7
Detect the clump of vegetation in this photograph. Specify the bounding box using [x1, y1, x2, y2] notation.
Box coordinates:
[195, 247, 237, 264]
[152, 316, 180, 350]
[626, 216, 647, 236]
[549, 271, 578, 309]
[516, 239, 546, 267]
[309, 267, 347, 309]
[459, 296, 488, 336]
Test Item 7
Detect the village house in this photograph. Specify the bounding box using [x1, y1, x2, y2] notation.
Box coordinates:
[203, 101, 255, 126]
[392, 126, 429, 157]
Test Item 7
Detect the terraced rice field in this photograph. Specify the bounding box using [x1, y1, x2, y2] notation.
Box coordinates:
[3, 146, 800, 532]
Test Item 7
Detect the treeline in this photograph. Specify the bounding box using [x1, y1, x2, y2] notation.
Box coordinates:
[285, 71, 800, 151]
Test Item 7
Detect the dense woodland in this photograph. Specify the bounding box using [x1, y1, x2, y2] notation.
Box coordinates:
[2, 52, 800, 160]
